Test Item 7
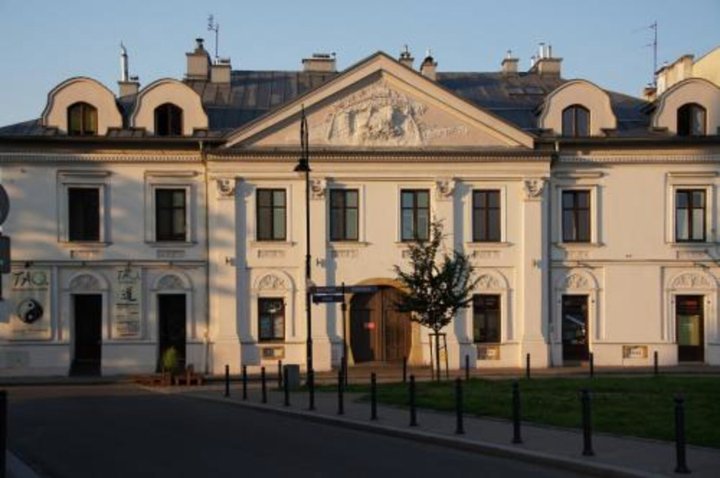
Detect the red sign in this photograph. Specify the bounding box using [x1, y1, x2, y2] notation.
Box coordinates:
[364, 322, 375, 330]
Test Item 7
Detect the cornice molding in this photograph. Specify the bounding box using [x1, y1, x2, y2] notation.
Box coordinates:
[0, 152, 201, 163]
[558, 154, 720, 164]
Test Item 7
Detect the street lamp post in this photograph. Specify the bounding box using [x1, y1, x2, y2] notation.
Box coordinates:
[294, 106, 314, 410]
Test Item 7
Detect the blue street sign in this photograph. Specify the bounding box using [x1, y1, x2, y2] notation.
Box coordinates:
[312, 294, 344, 304]
[310, 285, 379, 295]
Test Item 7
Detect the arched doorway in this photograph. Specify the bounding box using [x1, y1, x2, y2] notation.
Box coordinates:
[350, 286, 411, 363]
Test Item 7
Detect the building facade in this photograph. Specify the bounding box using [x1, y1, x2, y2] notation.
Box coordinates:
[1, 41, 718, 376]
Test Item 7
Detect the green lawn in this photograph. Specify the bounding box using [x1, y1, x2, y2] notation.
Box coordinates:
[345, 376, 720, 448]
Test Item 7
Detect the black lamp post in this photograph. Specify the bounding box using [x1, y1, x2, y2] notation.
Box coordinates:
[294, 106, 314, 410]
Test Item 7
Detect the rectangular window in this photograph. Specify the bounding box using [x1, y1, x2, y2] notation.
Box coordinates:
[472, 190, 501, 242]
[257, 189, 287, 241]
[329, 189, 359, 241]
[68, 187, 100, 241]
[562, 190, 591, 242]
[401, 189, 430, 241]
[675, 189, 706, 242]
[473, 294, 501, 343]
[155, 188, 187, 241]
[258, 298, 285, 341]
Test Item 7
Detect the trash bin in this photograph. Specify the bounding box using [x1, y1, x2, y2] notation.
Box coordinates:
[282, 364, 301, 389]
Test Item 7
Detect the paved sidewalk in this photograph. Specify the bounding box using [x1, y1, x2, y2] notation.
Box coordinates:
[159, 382, 719, 478]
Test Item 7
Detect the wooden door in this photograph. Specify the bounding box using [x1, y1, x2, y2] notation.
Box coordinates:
[350, 287, 411, 363]
[72, 294, 102, 376]
[382, 287, 411, 362]
[676, 295, 704, 362]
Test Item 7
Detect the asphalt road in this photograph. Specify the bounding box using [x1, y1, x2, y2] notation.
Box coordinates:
[6, 384, 582, 477]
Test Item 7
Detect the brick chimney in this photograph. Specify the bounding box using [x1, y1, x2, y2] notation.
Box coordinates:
[529, 43, 562, 77]
[210, 58, 231, 84]
[186, 38, 211, 80]
[399, 45, 414, 69]
[420, 51, 437, 80]
[119, 76, 140, 97]
[302, 53, 337, 73]
[501, 50, 519, 76]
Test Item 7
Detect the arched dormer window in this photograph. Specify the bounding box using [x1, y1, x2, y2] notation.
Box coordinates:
[67, 102, 98, 136]
[561, 105, 590, 137]
[677, 103, 706, 136]
[154, 103, 183, 136]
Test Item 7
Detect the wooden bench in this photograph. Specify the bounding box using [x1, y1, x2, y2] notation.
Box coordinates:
[173, 364, 204, 386]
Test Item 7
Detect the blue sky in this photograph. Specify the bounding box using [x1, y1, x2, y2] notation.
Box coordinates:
[0, 0, 717, 126]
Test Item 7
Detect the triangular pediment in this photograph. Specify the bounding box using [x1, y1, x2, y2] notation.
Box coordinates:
[224, 52, 534, 149]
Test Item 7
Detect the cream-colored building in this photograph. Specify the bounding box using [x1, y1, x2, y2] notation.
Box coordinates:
[1, 40, 718, 376]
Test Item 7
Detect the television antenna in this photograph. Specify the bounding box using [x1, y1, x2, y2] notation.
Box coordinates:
[208, 14, 220, 63]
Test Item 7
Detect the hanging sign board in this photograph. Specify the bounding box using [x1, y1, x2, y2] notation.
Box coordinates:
[312, 294, 344, 304]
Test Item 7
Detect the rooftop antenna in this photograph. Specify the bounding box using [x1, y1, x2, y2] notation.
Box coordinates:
[649, 21, 658, 86]
[120, 42, 129, 82]
[208, 14, 220, 63]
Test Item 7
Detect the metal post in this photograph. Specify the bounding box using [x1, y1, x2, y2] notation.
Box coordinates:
[674, 396, 690, 474]
[581, 389, 594, 456]
[589, 352, 594, 379]
[261, 366, 267, 404]
[512, 381, 522, 444]
[278, 360, 283, 389]
[654, 350, 659, 376]
[341, 282, 348, 387]
[242, 364, 248, 400]
[370, 372, 378, 421]
[1, 390, 6, 478]
[402, 356, 407, 383]
[224, 364, 230, 398]
[409, 375, 418, 427]
[337, 368, 344, 415]
[465, 354, 470, 381]
[284, 368, 290, 407]
[526, 353, 531, 380]
[455, 378, 464, 435]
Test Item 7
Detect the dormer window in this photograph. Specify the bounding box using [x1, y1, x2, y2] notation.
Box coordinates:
[677, 103, 706, 136]
[154, 103, 183, 136]
[561, 105, 590, 137]
[67, 102, 98, 136]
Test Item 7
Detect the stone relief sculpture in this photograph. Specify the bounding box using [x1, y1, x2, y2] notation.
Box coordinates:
[435, 178, 456, 200]
[69, 274, 102, 291]
[310, 178, 326, 200]
[216, 178, 236, 197]
[157, 274, 185, 291]
[670, 272, 713, 290]
[323, 81, 468, 147]
[477, 274, 502, 290]
[563, 273, 590, 290]
[258, 274, 287, 291]
[523, 178, 546, 199]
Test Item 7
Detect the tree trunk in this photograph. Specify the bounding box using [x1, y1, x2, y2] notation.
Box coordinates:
[434, 328, 441, 381]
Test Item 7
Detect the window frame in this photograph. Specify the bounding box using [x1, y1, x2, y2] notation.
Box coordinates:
[67, 187, 101, 242]
[473, 294, 502, 344]
[472, 189, 502, 243]
[58, 171, 110, 245]
[400, 189, 431, 242]
[677, 103, 706, 137]
[561, 189, 592, 243]
[561, 104, 590, 138]
[155, 188, 188, 242]
[67, 102, 98, 136]
[256, 188, 287, 242]
[674, 188, 707, 243]
[258, 297, 285, 342]
[154, 103, 184, 137]
[144, 172, 198, 245]
[329, 189, 359, 242]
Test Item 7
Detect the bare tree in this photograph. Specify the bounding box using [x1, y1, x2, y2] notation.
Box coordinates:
[394, 220, 477, 380]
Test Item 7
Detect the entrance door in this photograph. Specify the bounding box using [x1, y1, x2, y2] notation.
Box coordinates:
[562, 295, 589, 362]
[158, 294, 187, 372]
[676, 295, 704, 362]
[350, 286, 411, 363]
[72, 294, 102, 376]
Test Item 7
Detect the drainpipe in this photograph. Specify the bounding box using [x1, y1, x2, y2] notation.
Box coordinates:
[547, 142, 559, 367]
[200, 140, 211, 375]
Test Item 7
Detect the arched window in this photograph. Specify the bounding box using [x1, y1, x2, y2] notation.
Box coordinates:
[154, 103, 183, 136]
[561, 105, 590, 137]
[677, 103, 706, 136]
[67, 102, 98, 136]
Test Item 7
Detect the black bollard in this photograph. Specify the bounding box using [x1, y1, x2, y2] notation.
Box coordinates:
[465, 354, 470, 381]
[242, 365, 248, 401]
[409, 375, 418, 427]
[402, 356, 408, 383]
[654, 351, 659, 376]
[581, 389, 594, 456]
[284, 368, 290, 407]
[512, 381, 523, 444]
[337, 369, 344, 415]
[674, 396, 690, 474]
[224, 364, 230, 398]
[1, 390, 6, 478]
[278, 360, 283, 389]
[342, 355, 348, 387]
[370, 373, 378, 421]
[526, 353, 531, 380]
[308, 369, 316, 411]
[589, 352, 595, 379]
[455, 378, 464, 435]
[261, 366, 267, 404]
